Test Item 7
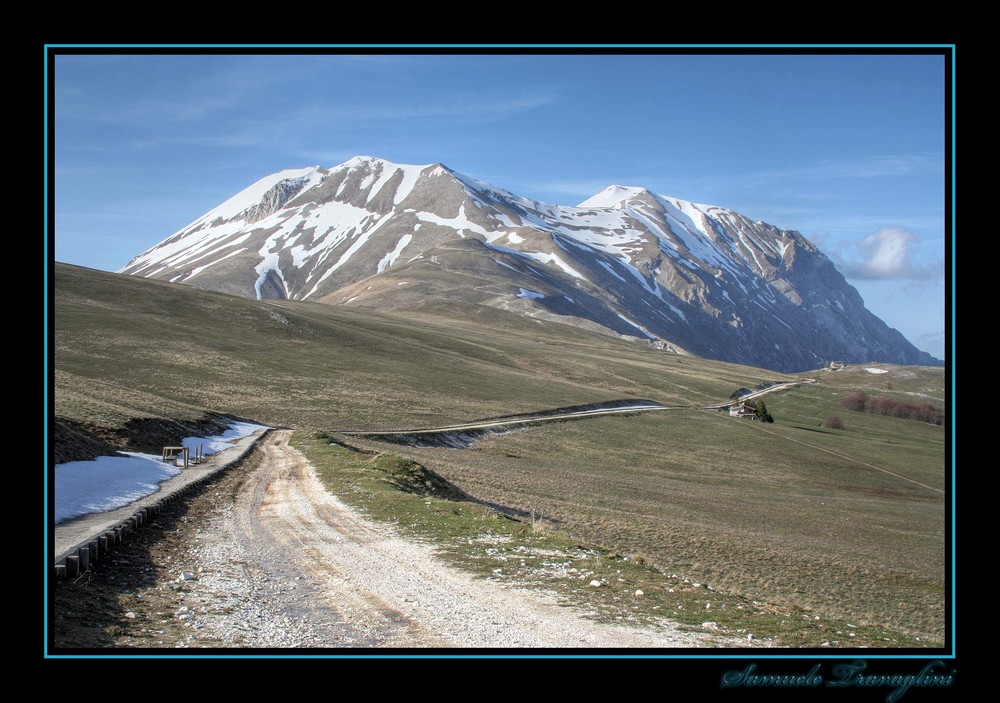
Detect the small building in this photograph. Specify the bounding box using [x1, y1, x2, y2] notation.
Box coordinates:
[729, 404, 757, 419]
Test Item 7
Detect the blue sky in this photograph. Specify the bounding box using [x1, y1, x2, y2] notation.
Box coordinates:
[53, 52, 947, 358]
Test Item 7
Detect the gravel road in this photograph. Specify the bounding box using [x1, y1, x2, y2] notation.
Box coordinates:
[156, 431, 718, 648]
[54, 430, 735, 649]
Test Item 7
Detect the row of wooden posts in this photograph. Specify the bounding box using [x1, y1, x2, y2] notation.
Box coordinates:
[53, 430, 270, 580]
[161, 444, 205, 469]
[55, 445, 206, 579]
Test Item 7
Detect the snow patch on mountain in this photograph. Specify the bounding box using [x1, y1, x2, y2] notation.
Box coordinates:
[120, 156, 942, 372]
[207, 167, 322, 224]
[188, 247, 247, 280]
[378, 234, 413, 273]
[303, 212, 393, 299]
[417, 204, 491, 240]
[578, 185, 647, 209]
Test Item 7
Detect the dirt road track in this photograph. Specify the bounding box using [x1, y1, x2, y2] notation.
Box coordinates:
[201, 429, 727, 648]
[340, 401, 668, 437]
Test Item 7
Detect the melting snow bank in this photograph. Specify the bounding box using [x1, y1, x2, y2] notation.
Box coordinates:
[179, 421, 270, 454]
[865, 367, 889, 374]
[55, 420, 268, 524]
[54, 453, 180, 524]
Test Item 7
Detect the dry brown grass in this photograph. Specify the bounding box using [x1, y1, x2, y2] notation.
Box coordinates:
[52, 263, 946, 643]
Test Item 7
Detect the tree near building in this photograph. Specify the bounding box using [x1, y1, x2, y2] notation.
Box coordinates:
[754, 399, 774, 423]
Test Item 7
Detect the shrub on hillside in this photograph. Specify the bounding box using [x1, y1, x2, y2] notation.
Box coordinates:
[822, 415, 845, 430]
[841, 391, 869, 411]
[839, 391, 943, 426]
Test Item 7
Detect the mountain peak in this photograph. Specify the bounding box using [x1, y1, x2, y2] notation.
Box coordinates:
[578, 185, 650, 209]
[336, 155, 434, 172]
[120, 160, 941, 372]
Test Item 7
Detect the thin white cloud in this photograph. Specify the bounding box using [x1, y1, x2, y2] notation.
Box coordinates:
[838, 227, 940, 281]
[278, 93, 558, 125]
[525, 179, 628, 201]
[746, 154, 943, 182]
[766, 189, 845, 202]
[107, 92, 559, 155]
[522, 153, 940, 208]
[287, 149, 354, 167]
[624, 154, 945, 205]
[793, 214, 945, 233]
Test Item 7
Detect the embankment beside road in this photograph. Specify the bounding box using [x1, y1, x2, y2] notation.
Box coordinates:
[52, 428, 272, 578]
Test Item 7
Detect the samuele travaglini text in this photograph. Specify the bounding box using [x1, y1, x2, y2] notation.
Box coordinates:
[720, 660, 954, 701]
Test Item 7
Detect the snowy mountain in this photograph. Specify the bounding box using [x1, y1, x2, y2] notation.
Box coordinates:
[120, 156, 940, 372]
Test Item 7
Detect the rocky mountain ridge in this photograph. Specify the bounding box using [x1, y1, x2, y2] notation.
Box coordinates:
[121, 156, 940, 372]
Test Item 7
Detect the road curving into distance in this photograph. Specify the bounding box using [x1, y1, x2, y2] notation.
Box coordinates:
[53, 380, 825, 647]
[338, 378, 816, 442]
[174, 429, 738, 647]
[339, 399, 671, 437]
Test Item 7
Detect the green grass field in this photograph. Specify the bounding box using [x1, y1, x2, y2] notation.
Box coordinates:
[296, 431, 927, 648]
[52, 262, 947, 644]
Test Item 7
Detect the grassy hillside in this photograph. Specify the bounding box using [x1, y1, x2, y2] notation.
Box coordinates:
[347, 402, 943, 639]
[52, 263, 947, 643]
[55, 263, 787, 436]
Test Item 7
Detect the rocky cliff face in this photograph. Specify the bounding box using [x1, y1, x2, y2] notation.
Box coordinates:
[121, 156, 940, 372]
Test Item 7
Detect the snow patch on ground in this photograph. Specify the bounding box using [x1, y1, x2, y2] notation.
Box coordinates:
[365, 164, 398, 203]
[865, 367, 889, 374]
[737, 231, 766, 274]
[303, 212, 394, 298]
[122, 168, 322, 275]
[54, 453, 179, 524]
[484, 243, 587, 281]
[254, 230, 289, 299]
[492, 211, 522, 228]
[394, 163, 425, 205]
[523, 251, 586, 280]
[597, 259, 627, 283]
[288, 201, 378, 270]
[771, 313, 793, 331]
[180, 421, 269, 455]
[666, 302, 687, 321]
[615, 313, 655, 339]
[187, 247, 247, 280]
[377, 234, 413, 273]
[416, 204, 490, 239]
[54, 421, 268, 524]
[517, 288, 545, 299]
